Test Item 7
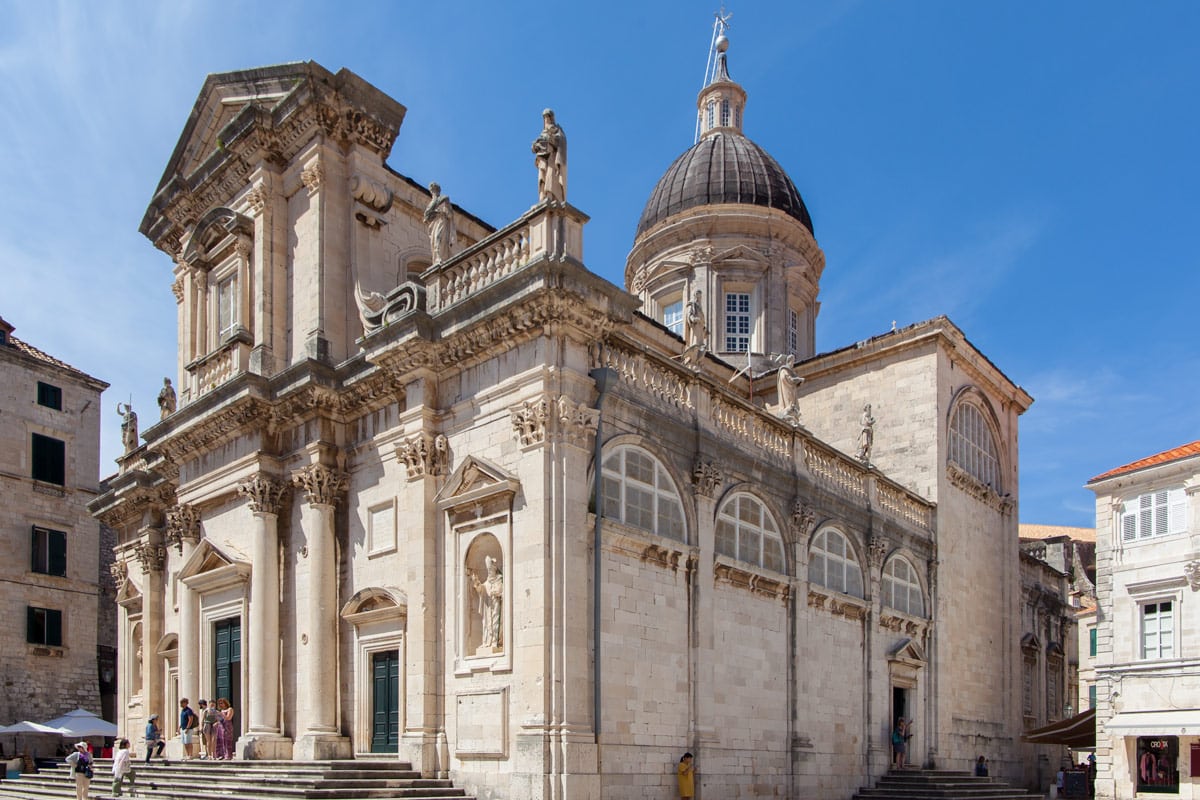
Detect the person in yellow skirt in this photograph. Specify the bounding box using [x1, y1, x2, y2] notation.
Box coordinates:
[677, 752, 695, 799]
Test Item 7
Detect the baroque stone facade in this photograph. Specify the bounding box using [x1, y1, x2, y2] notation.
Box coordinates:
[91, 40, 1035, 800]
[0, 316, 112, 735]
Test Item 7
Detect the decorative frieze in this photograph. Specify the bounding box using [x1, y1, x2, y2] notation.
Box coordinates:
[946, 462, 1013, 514]
[164, 503, 202, 553]
[133, 542, 166, 574]
[879, 612, 927, 637]
[293, 464, 348, 507]
[692, 460, 723, 498]
[807, 588, 868, 620]
[714, 561, 791, 604]
[396, 432, 450, 480]
[237, 475, 290, 515]
[510, 394, 599, 449]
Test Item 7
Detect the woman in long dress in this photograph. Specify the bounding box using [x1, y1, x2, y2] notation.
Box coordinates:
[214, 697, 235, 760]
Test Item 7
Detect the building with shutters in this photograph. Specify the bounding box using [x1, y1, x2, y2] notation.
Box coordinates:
[1087, 441, 1200, 799]
[0, 316, 113, 730]
[89, 30, 1042, 799]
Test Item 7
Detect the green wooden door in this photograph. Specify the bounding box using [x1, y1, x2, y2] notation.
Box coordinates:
[213, 618, 242, 739]
[370, 650, 399, 753]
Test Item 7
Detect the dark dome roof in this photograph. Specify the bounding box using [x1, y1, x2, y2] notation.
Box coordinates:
[635, 132, 813, 237]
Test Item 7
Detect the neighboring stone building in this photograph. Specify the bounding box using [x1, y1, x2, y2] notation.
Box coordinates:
[90, 33, 1036, 799]
[0, 316, 111, 726]
[1087, 441, 1200, 799]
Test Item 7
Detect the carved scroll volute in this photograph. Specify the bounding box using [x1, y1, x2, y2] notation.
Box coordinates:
[692, 460, 723, 499]
[868, 536, 889, 571]
[133, 541, 166, 574]
[164, 503, 202, 554]
[292, 464, 348, 507]
[110, 560, 129, 591]
[237, 475, 291, 515]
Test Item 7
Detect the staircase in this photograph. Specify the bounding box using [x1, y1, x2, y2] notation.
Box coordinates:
[853, 769, 1044, 800]
[0, 758, 474, 800]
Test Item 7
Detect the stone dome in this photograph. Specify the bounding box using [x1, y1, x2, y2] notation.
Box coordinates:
[634, 131, 814, 237]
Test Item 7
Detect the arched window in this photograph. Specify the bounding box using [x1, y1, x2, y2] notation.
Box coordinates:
[601, 446, 685, 542]
[808, 528, 863, 598]
[715, 494, 785, 572]
[882, 557, 925, 617]
[949, 400, 1001, 491]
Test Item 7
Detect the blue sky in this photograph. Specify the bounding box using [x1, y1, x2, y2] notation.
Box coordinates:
[1, 1, 1196, 527]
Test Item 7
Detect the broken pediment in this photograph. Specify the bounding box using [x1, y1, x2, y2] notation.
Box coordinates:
[711, 244, 771, 268]
[178, 538, 250, 592]
[435, 455, 520, 512]
[116, 576, 142, 611]
[341, 586, 407, 627]
[888, 637, 927, 667]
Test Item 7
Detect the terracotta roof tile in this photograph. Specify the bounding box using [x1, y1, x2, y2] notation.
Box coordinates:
[1089, 440, 1200, 484]
[7, 335, 106, 386]
[1018, 524, 1096, 544]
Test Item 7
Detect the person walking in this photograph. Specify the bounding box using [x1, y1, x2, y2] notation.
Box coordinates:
[178, 698, 198, 760]
[65, 741, 92, 800]
[143, 714, 167, 764]
[214, 698, 235, 760]
[111, 738, 136, 797]
[677, 752, 695, 800]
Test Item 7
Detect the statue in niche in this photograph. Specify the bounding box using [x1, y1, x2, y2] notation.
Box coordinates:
[531, 109, 567, 203]
[856, 404, 876, 463]
[157, 377, 176, 419]
[468, 555, 504, 653]
[423, 182, 456, 263]
[117, 402, 138, 453]
[679, 289, 708, 366]
[775, 355, 804, 425]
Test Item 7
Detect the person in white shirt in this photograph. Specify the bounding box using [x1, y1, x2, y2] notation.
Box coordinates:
[111, 738, 136, 797]
[64, 741, 91, 800]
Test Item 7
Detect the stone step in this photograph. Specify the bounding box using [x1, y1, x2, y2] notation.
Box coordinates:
[0, 759, 474, 800]
[853, 769, 1042, 800]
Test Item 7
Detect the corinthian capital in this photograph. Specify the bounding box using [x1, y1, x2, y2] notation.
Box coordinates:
[292, 464, 348, 507]
[238, 474, 290, 514]
[164, 503, 202, 553]
[133, 542, 166, 574]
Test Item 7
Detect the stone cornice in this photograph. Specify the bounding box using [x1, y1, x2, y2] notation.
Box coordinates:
[947, 462, 1014, 514]
[714, 558, 791, 605]
[154, 395, 271, 467]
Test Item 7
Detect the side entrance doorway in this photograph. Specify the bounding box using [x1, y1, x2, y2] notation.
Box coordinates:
[214, 617, 242, 740]
[371, 650, 400, 753]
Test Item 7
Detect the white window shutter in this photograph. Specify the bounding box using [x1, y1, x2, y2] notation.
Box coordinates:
[1168, 487, 1187, 534]
[1122, 510, 1136, 542]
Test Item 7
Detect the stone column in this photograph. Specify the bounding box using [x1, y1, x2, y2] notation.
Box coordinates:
[166, 505, 202, 712]
[236, 475, 292, 759]
[292, 464, 351, 760]
[134, 535, 167, 726]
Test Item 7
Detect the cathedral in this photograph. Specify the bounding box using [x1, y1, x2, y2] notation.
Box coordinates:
[91, 29, 1034, 799]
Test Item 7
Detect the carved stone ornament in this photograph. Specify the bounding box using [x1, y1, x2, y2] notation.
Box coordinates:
[171, 276, 185, 303]
[868, 536, 889, 569]
[510, 394, 598, 448]
[301, 160, 323, 194]
[1186, 560, 1200, 592]
[133, 542, 166, 574]
[237, 474, 290, 515]
[244, 184, 268, 214]
[791, 499, 818, 539]
[692, 460, 723, 498]
[292, 464, 348, 507]
[396, 432, 450, 480]
[164, 503, 202, 553]
[946, 462, 1013, 514]
[351, 174, 393, 212]
[109, 559, 129, 591]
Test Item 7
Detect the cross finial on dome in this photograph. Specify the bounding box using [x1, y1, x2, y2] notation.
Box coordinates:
[695, 8, 746, 141]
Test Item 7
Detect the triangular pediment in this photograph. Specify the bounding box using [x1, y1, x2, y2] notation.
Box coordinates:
[178, 538, 248, 584]
[116, 576, 142, 610]
[156, 63, 314, 195]
[1021, 632, 1042, 652]
[711, 244, 771, 267]
[888, 637, 927, 665]
[435, 455, 520, 510]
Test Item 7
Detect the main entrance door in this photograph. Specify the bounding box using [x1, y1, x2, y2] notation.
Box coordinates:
[370, 650, 400, 753]
[214, 618, 242, 740]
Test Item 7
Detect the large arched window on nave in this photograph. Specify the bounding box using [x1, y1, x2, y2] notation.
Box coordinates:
[808, 528, 864, 598]
[715, 493, 785, 573]
[601, 445, 686, 542]
[949, 399, 1001, 492]
[881, 556, 925, 617]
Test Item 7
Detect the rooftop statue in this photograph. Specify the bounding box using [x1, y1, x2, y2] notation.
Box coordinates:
[423, 181, 456, 263]
[531, 109, 567, 203]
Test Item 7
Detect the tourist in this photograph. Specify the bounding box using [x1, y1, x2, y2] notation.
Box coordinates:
[65, 741, 92, 800]
[198, 699, 218, 759]
[179, 697, 198, 760]
[214, 697, 236, 760]
[975, 755, 989, 777]
[111, 738, 136, 797]
[892, 718, 908, 769]
[143, 713, 167, 764]
[677, 752, 695, 800]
